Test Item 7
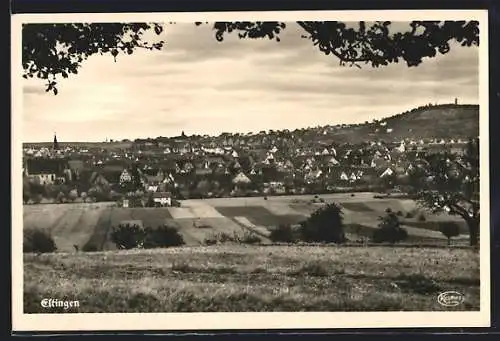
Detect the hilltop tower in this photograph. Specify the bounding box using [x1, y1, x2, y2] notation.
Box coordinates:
[455, 98, 458, 105]
[53, 133, 59, 151]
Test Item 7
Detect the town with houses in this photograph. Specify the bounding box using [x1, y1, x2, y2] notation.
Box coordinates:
[22, 103, 478, 207]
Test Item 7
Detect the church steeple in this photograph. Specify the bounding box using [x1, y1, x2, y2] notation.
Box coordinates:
[53, 132, 59, 150]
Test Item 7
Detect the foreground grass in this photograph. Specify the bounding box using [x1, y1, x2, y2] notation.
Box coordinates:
[24, 245, 480, 313]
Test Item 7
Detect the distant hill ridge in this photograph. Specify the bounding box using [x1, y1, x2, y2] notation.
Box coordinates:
[311, 103, 479, 144]
[24, 104, 479, 147]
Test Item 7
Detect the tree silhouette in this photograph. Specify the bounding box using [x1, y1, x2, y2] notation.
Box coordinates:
[409, 138, 480, 246]
[439, 221, 461, 246]
[299, 203, 346, 243]
[22, 23, 165, 94]
[22, 21, 479, 93]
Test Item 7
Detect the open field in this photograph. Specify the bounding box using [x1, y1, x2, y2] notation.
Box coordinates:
[24, 245, 480, 312]
[23, 193, 470, 252]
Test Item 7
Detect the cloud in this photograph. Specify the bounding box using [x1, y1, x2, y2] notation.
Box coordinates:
[23, 84, 46, 95]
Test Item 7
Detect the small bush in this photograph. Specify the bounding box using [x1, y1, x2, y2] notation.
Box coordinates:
[82, 243, 98, 252]
[396, 210, 403, 216]
[143, 225, 185, 248]
[110, 223, 146, 250]
[24, 228, 57, 253]
[405, 211, 414, 219]
[418, 213, 426, 221]
[439, 221, 461, 245]
[314, 195, 319, 199]
[372, 212, 408, 244]
[350, 193, 355, 197]
[270, 224, 295, 243]
[299, 203, 346, 243]
[204, 231, 261, 245]
[203, 237, 218, 245]
[319, 198, 325, 203]
[264, 196, 268, 200]
[238, 231, 262, 244]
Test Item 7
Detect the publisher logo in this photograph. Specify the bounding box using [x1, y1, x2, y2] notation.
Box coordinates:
[437, 291, 465, 307]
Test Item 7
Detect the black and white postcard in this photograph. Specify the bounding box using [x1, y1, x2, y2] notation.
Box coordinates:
[11, 9, 491, 331]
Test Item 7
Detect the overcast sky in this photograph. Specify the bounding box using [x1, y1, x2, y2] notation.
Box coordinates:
[22, 22, 479, 142]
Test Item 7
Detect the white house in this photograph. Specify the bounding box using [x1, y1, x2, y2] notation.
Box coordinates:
[395, 141, 406, 153]
[147, 185, 158, 192]
[152, 192, 172, 207]
[232, 171, 252, 184]
[380, 167, 394, 178]
[119, 169, 132, 184]
[340, 172, 349, 181]
[328, 157, 339, 166]
[349, 172, 358, 182]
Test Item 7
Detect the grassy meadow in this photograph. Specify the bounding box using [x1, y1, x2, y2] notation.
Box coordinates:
[24, 245, 479, 313]
[23, 193, 479, 313]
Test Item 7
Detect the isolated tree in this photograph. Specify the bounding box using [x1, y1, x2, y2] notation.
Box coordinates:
[372, 210, 408, 244]
[299, 203, 345, 243]
[55, 191, 65, 203]
[22, 21, 479, 93]
[110, 223, 147, 250]
[409, 138, 480, 246]
[145, 193, 155, 207]
[439, 221, 461, 246]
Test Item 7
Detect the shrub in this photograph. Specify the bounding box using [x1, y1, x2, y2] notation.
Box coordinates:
[203, 237, 218, 245]
[143, 225, 185, 248]
[405, 211, 414, 219]
[264, 196, 268, 200]
[350, 193, 355, 197]
[24, 228, 57, 253]
[319, 198, 325, 203]
[298, 203, 346, 243]
[314, 195, 319, 199]
[204, 232, 234, 245]
[82, 243, 98, 252]
[439, 221, 461, 245]
[372, 211, 408, 244]
[270, 224, 295, 243]
[204, 231, 261, 245]
[238, 231, 262, 244]
[418, 213, 426, 221]
[396, 210, 404, 216]
[110, 223, 146, 250]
